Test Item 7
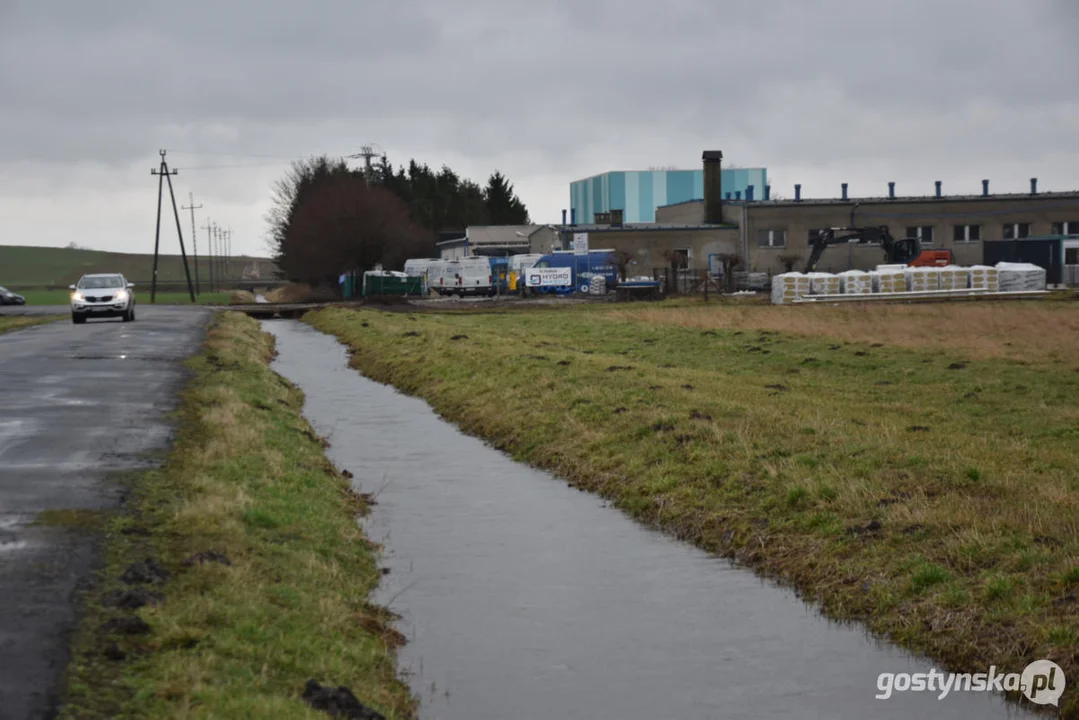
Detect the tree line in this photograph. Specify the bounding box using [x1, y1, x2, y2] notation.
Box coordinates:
[267, 154, 530, 288]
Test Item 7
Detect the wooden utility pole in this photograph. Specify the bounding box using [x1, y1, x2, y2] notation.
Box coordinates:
[150, 150, 196, 303]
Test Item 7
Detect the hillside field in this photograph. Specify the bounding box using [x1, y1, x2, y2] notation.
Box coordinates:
[0, 245, 279, 289]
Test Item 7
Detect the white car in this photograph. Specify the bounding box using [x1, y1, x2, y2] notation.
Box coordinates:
[70, 273, 136, 324]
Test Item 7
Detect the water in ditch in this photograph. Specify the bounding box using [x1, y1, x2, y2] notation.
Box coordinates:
[264, 319, 1036, 720]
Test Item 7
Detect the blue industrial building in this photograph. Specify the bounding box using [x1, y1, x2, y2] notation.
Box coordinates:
[570, 167, 767, 224]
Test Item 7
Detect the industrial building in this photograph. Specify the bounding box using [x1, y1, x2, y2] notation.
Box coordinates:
[436, 225, 561, 260]
[570, 166, 767, 223]
[556, 152, 1079, 284]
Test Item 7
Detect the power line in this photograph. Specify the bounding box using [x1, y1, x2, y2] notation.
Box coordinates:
[173, 161, 295, 170]
[181, 192, 203, 296]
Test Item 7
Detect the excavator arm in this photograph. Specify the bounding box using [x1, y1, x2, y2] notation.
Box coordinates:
[802, 226, 926, 273]
[802, 225, 936, 273]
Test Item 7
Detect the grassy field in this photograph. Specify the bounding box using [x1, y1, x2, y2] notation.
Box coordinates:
[308, 298, 1079, 717]
[0, 244, 276, 289]
[0, 316, 61, 334]
[56, 312, 415, 719]
[18, 289, 235, 306]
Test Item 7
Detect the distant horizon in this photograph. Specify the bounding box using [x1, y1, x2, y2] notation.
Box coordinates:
[0, 242, 273, 260]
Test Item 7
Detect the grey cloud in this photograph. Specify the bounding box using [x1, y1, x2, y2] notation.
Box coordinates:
[1, 0, 1077, 255]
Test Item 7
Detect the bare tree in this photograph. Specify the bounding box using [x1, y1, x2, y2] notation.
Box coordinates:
[776, 252, 802, 273]
[715, 252, 742, 293]
[273, 169, 431, 289]
[609, 249, 634, 281]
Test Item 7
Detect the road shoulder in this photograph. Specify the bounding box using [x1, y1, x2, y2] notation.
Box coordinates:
[56, 312, 415, 719]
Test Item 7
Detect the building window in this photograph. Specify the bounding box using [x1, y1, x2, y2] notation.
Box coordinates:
[1051, 221, 1079, 235]
[906, 226, 934, 244]
[1003, 223, 1030, 239]
[1067, 247, 1079, 265]
[670, 248, 690, 268]
[953, 224, 981, 242]
[757, 229, 786, 248]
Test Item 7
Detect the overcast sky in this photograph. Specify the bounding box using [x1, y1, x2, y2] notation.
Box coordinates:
[2, 0, 1077, 257]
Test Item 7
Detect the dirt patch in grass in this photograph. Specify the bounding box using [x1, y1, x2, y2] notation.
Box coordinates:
[56, 312, 415, 719]
[308, 303, 1079, 718]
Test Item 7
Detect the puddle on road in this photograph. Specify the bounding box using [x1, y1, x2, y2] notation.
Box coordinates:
[265, 320, 1036, 720]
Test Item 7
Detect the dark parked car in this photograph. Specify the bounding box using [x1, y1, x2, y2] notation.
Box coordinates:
[0, 286, 25, 305]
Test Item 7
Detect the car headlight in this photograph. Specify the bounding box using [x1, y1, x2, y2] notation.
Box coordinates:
[114, 290, 128, 301]
[72, 291, 84, 301]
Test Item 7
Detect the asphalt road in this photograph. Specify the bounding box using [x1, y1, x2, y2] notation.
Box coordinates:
[0, 307, 210, 720]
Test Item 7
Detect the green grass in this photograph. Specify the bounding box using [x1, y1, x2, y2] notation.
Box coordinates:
[0, 315, 63, 334]
[0, 244, 276, 289]
[307, 301, 1079, 718]
[19, 289, 234, 306]
[57, 312, 415, 719]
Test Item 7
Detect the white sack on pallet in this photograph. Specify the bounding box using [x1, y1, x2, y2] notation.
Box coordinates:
[938, 265, 970, 290]
[905, 266, 941, 292]
[771, 272, 811, 304]
[838, 269, 872, 294]
[969, 265, 999, 292]
[996, 262, 1046, 291]
[808, 272, 841, 295]
[871, 269, 906, 293]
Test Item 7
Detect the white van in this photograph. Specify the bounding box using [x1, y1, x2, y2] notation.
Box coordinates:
[427, 257, 492, 296]
[403, 258, 438, 278]
[509, 253, 544, 276]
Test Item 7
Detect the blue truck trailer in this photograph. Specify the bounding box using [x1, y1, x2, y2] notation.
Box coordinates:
[528, 250, 620, 294]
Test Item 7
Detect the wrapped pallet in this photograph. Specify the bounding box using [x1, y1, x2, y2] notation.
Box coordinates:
[938, 265, 970, 290]
[905, 266, 941, 292]
[838, 269, 872, 295]
[871, 268, 906, 293]
[771, 272, 811, 304]
[996, 262, 1046, 291]
[808, 272, 841, 295]
[969, 264, 999, 292]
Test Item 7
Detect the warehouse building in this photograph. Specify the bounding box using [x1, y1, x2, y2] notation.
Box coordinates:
[557, 151, 1079, 283]
[570, 166, 767, 223]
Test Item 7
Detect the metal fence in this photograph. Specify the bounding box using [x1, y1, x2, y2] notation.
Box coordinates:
[649, 268, 775, 296]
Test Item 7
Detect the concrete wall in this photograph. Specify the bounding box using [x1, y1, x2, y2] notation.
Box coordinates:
[577, 228, 740, 272]
[439, 244, 467, 261]
[655, 200, 705, 224]
[743, 195, 1079, 274]
[528, 227, 561, 254]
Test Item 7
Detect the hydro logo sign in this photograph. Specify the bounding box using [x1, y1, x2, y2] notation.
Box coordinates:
[525, 267, 573, 287]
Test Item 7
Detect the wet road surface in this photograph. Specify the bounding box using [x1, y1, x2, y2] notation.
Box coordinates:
[266, 319, 1037, 720]
[0, 307, 209, 720]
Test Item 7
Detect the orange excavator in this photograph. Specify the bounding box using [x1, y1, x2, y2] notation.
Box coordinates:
[803, 226, 952, 273]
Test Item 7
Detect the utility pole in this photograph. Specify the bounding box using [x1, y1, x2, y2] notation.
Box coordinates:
[212, 224, 221, 289]
[226, 227, 232, 281]
[347, 144, 380, 186]
[150, 150, 196, 304]
[202, 219, 215, 292]
[181, 192, 203, 296]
